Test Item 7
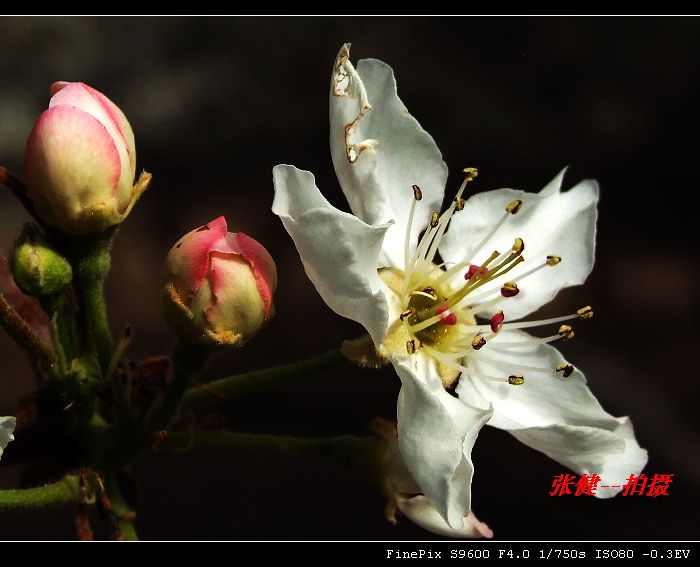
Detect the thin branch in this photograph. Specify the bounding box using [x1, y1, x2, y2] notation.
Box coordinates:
[0, 166, 44, 226]
[181, 348, 347, 412]
[163, 429, 381, 472]
[0, 475, 79, 510]
[0, 292, 56, 369]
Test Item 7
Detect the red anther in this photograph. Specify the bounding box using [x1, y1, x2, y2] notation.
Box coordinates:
[500, 282, 520, 298]
[436, 305, 458, 326]
[465, 264, 488, 280]
[490, 311, 505, 333]
[422, 287, 436, 296]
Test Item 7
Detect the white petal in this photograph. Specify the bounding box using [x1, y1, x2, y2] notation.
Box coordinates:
[457, 329, 647, 495]
[539, 166, 568, 196]
[272, 165, 391, 345]
[439, 172, 599, 320]
[397, 495, 494, 538]
[329, 44, 448, 269]
[511, 418, 647, 498]
[393, 354, 492, 529]
[0, 416, 16, 460]
[388, 443, 421, 495]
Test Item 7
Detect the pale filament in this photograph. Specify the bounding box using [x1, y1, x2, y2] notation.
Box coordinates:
[402, 173, 475, 295]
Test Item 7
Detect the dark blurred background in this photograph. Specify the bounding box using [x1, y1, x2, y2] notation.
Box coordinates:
[0, 16, 698, 540]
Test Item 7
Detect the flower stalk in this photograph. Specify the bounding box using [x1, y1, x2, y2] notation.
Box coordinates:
[164, 429, 382, 477]
[47, 308, 68, 373]
[145, 342, 210, 434]
[0, 475, 79, 510]
[66, 231, 115, 376]
[103, 473, 138, 541]
[181, 348, 347, 412]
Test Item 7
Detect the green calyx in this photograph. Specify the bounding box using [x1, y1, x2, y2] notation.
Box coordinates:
[12, 223, 72, 298]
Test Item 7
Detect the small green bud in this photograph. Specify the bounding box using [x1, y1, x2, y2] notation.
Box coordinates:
[12, 224, 72, 298]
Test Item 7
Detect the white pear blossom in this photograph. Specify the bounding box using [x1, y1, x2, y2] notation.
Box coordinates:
[0, 416, 16, 461]
[272, 44, 647, 535]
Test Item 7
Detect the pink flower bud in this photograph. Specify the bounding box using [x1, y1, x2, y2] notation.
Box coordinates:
[162, 217, 277, 346]
[24, 82, 150, 234]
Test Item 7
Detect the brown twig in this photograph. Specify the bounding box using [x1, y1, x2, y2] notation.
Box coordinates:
[0, 292, 56, 369]
[0, 166, 44, 226]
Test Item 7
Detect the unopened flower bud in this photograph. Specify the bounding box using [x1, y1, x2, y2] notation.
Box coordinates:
[162, 217, 277, 347]
[12, 224, 72, 298]
[24, 81, 150, 234]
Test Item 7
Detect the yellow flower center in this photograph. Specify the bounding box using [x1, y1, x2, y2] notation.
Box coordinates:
[369, 167, 594, 390]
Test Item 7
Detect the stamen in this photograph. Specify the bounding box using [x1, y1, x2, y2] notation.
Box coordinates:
[485, 244, 524, 277]
[482, 329, 502, 342]
[467, 198, 521, 261]
[396, 169, 598, 376]
[427, 250, 508, 321]
[423, 347, 505, 382]
[497, 313, 579, 331]
[512, 259, 552, 281]
[463, 167, 479, 181]
[410, 290, 437, 300]
[459, 296, 503, 318]
[407, 285, 483, 333]
[508, 374, 525, 386]
[500, 281, 519, 297]
[413, 220, 439, 266]
[430, 211, 439, 228]
[471, 256, 561, 305]
[558, 324, 574, 341]
[461, 251, 500, 285]
[465, 264, 488, 280]
[403, 208, 443, 293]
[495, 332, 570, 347]
[438, 251, 521, 316]
[434, 250, 498, 288]
[577, 305, 594, 319]
[492, 255, 525, 279]
[490, 311, 505, 333]
[400, 308, 415, 321]
[556, 363, 574, 378]
[403, 185, 422, 279]
[408, 315, 442, 334]
[436, 305, 458, 326]
[506, 200, 523, 214]
[466, 254, 524, 296]
[424, 172, 475, 265]
[466, 254, 558, 305]
[468, 218, 508, 261]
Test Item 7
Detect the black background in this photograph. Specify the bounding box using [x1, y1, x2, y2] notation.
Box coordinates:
[0, 17, 698, 540]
